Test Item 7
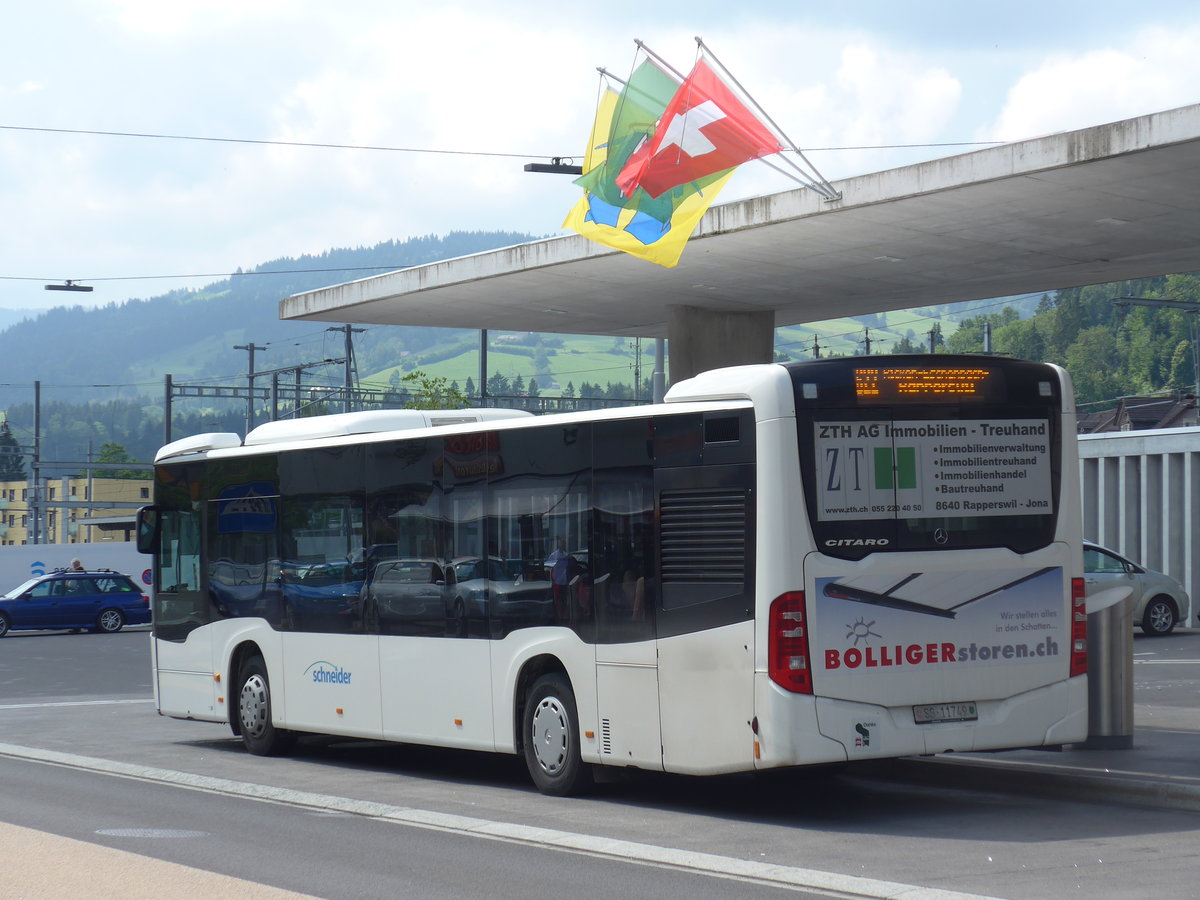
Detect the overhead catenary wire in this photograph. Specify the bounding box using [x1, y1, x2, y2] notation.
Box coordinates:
[0, 111, 1008, 289]
[0, 265, 413, 285]
[0, 124, 545, 160]
[2, 120, 1003, 168]
[0, 121, 1003, 159]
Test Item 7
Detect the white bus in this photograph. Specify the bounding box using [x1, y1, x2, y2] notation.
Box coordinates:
[137, 355, 1087, 795]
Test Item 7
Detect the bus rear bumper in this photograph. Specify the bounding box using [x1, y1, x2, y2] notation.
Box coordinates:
[754, 674, 1088, 769]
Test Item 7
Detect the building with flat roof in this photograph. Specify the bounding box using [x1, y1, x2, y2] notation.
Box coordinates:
[0, 477, 150, 545]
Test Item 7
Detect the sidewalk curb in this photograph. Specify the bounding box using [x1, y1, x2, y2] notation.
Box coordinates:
[858, 754, 1200, 812]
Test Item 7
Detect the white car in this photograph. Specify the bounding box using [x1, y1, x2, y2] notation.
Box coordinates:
[1083, 542, 1191, 636]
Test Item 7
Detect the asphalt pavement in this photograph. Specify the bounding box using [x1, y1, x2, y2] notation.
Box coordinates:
[864, 633, 1200, 812]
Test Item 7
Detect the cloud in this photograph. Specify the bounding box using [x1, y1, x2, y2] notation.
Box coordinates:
[104, 0, 288, 36]
[982, 25, 1200, 141]
[701, 28, 964, 194]
[4, 4, 1200, 312]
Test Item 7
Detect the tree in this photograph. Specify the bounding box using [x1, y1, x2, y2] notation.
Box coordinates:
[93, 442, 145, 479]
[487, 371, 510, 397]
[1065, 326, 1123, 404]
[0, 420, 25, 480]
[890, 335, 924, 354]
[945, 308, 1021, 354]
[400, 371, 468, 410]
[995, 317, 1046, 362]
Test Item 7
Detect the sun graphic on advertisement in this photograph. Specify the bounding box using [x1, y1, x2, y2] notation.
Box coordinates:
[845, 617, 882, 645]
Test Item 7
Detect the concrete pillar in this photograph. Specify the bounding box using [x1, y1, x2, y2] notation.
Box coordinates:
[666, 305, 775, 385]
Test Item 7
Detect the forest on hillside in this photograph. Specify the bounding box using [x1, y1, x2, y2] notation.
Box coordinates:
[920, 273, 1200, 405]
[1, 219, 1197, 471]
[0, 230, 538, 411]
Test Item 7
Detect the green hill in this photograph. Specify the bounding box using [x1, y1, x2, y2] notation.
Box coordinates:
[0, 230, 1059, 463]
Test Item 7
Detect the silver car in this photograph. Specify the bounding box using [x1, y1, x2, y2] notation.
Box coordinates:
[1083, 542, 1191, 636]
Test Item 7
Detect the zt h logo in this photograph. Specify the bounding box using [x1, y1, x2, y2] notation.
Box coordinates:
[825, 447, 867, 492]
[825, 446, 917, 492]
[855, 723, 871, 748]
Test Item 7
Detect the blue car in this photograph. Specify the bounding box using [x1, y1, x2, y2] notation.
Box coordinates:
[0, 569, 151, 637]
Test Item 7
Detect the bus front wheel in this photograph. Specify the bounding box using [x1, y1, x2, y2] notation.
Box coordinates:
[522, 674, 590, 796]
[238, 655, 295, 756]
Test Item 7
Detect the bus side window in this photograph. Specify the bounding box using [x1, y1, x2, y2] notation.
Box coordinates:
[488, 425, 593, 639]
[593, 418, 655, 645]
[277, 445, 366, 635]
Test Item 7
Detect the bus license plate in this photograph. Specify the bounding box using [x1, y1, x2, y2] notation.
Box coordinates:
[913, 701, 978, 725]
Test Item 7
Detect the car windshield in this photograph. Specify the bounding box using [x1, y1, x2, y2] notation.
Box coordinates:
[387, 562, 441, 583]
[3, 577, 41, 599]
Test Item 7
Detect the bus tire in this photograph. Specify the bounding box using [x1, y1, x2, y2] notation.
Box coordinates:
[238, 655, 295, 756]
[523, 673, 590, 796]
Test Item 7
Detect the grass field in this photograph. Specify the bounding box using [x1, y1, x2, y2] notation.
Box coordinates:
[360, 310, 964, 397]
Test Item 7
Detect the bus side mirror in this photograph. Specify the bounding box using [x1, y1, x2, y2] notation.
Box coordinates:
[136, 506, 160, 554]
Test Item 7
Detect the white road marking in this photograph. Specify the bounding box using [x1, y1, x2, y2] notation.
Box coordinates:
[1134, 659, 1200, 664]
[0, 698, 155, 710]
[0, 740, 1001, 900]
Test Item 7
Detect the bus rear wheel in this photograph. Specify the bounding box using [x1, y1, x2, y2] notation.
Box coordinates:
[238, 655, 295, 756]
[523, 674, 590, 796]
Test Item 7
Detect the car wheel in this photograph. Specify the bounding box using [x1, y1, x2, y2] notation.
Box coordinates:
[522, 673, 591, 796]
[96, 608, 125, 633]
[1142, 596, 1178, 636]
[0, 613, 9, 638]
[238, 655, 295, 756]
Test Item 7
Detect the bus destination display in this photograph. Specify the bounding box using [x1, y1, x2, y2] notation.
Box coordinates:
[814, 418, 1052, 521]
[854, 366, 995, 403]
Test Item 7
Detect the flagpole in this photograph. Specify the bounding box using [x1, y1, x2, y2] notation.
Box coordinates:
[633, 39, 687, 82]
[597, 66, 627, 87]
[755, 155, 830, 192]
[695, 37, 841, 202]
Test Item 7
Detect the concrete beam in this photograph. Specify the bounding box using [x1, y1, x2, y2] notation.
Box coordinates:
[280, 103, 1200, 341]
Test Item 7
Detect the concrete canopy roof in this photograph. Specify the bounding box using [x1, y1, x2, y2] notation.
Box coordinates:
[280, 103, 1200, 338]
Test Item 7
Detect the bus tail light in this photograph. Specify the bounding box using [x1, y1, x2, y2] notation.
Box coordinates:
[769, 592, 812, 694]
[1070, 577, 1087, 677]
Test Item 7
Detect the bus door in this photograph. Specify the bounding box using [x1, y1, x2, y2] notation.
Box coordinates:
[151, 502, 219, 720]
[654, 463, 756, 774]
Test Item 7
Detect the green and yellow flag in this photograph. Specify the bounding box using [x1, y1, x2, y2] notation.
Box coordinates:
[564, 61, 733, 268]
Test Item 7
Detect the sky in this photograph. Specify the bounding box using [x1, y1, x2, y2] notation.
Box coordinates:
[2, 0, 1200, 312]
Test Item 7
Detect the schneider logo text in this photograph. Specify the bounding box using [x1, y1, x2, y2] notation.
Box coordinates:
[304, 661, 352, 685]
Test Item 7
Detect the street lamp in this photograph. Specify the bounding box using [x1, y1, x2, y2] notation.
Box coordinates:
[1111, 296, 1200, 399]
[44, 281, 93, 292]
[523, 157, 582, 175]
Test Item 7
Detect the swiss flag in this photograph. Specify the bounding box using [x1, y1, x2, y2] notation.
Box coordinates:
[616, 58, 783, 199]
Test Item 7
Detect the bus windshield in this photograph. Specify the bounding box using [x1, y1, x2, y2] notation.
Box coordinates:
[789, 357, 1063, 559]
